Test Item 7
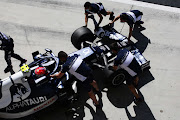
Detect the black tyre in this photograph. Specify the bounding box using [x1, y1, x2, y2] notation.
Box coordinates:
[71, 26, 95, 50]
[109, 70, 126, 86]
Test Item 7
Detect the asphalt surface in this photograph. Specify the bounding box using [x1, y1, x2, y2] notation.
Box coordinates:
[0, 0, 180, 120]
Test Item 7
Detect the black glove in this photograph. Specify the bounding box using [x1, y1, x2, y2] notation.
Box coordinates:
[94, 25, 99, 31]
[46, 74, 50, 78]
[108, 66, 115, 71]
[109, 23, 114, 28]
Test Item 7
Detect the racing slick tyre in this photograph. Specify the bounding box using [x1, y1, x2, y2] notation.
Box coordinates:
[71, 26, 95, 50]
[109, 70, 126, 86]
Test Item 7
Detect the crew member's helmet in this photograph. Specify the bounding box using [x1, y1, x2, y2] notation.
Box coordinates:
[95, 27, 105, 38]
[35, 67, 47, 77]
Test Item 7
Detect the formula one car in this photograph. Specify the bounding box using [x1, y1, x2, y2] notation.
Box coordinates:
[0, 48, 77, 119]
[71, 15, 150, 86]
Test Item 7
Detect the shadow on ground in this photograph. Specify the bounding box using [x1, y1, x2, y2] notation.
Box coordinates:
[104, 84, 156, 120]
[132, 24, 151, 54]
[137, 69, 154, 89]
[125, 90, 156, 120]
[102, 69, 155, 108]
[102, 67, 155, 119]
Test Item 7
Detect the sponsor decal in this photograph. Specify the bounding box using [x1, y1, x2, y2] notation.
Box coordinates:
[83, 49, 91, 55]
[34, 97, 56, 111]
[6, 96, 47, 112]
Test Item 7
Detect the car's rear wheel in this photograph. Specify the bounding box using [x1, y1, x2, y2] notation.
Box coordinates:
[71, 26, 95, 50]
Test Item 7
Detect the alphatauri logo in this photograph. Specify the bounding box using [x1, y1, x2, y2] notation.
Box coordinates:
[10, 83, 28, 99]
[6, 96, 47, 111]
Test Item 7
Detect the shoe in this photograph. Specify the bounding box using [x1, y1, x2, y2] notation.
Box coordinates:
[134, 97, 143, 104]
[10, 69, 15, 75]
[139, 21, 144, 24]
[136, 21, 144, 25]
[4, 65, 14, 74]
[19, 59, 27, 67]
[109, 16, 115, 21]
[88, 15, 94, 19]
[109, 12, 115, 20]
[140, 12, 143, 15]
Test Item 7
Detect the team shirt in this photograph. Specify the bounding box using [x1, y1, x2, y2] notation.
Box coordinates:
[61, 54, 91, 82]
[0, 32, 13, 49]
[85, 3, 105, 14]
[114, 48, 137, 77]
[122, 10, 143, 28]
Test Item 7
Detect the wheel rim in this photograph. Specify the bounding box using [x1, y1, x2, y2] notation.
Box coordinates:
[112, 73, 125, 85]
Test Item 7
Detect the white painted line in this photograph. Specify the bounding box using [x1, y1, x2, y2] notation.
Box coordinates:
[109, 0, 180, 13]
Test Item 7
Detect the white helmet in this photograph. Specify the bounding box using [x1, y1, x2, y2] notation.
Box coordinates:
[95, 28, 105, 38]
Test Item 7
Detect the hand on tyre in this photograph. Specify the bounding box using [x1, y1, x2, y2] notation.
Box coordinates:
[108, 66, 114, 71]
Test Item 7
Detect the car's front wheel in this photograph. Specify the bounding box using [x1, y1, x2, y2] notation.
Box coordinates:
[109, 70, 126, 86]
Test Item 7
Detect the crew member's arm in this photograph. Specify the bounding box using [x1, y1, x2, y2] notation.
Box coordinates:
[50, 71, 65, 79]
[128, 26, 133, 43]
[97, 13, 103, 26]
[112, 57, 119, 71]
[85, 13, 88, 27]
[110, 15, 120, 24]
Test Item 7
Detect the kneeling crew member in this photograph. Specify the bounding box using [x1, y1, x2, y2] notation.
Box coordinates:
[84, 1, 114, 27]
[111, 10, 144, 43]
[109, 43, 142, 103]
